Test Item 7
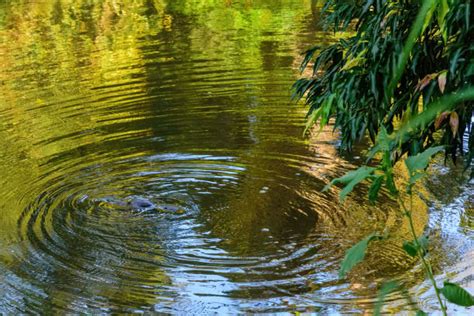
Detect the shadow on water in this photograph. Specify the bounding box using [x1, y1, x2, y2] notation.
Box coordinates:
[0, 0, 472, 314]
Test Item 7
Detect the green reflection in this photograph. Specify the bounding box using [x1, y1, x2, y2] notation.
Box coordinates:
[0, 0, 460, 314]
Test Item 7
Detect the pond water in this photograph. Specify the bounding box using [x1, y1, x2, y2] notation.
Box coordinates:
[0, 1, 472, 314]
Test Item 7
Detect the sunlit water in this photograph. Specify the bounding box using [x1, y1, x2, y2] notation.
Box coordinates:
[0, 1, 472, 314]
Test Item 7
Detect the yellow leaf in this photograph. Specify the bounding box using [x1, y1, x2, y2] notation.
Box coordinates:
[449, 112, 459, 137]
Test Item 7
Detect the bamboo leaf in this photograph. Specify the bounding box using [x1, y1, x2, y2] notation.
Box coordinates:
[450, 111, 459, 137]
[304, 107, 323, 136]
[434, 111, 450, 129]
[341, 48, 368, 71]
[387, 0, 439, 103]
[438, 71, 447, 93]
[368, 175, 384, 203]
[415, 73, 438, 92]
[437, 0, 449, 42]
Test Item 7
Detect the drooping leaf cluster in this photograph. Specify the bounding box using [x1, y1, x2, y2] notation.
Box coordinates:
[294, 0, 473, 171]
[304, 2, 474, 313]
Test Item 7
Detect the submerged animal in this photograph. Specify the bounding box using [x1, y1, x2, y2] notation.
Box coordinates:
[128, 197, 156, 211]
[97, 196, 185, 214]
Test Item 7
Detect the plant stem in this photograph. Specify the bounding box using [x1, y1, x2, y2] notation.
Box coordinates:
[400, 195, 447, 315]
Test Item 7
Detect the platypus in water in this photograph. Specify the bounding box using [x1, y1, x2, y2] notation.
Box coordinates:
[98, 196, 184, 214]
[128, 197, 156, 210]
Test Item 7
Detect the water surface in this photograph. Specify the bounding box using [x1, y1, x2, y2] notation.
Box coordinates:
[0, 0, 472, 314]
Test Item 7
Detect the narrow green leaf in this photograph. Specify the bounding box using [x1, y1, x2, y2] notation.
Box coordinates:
[319, 94, 335, 131]
[300, 46, 319, 72]
[341, 48, 368, 71]
[415, 310, 428, 316]
[369, 175, 384, 203]
[339, 234, 379, 278]
[304, 107, 323, 136]
[303, 94, 335, 136]
[440, 282, 474, 307]
[374, 281, 399, 316]
[437, 0, 449, 42]
[386, 0, 439, 103]
[385, 172, 398, 195]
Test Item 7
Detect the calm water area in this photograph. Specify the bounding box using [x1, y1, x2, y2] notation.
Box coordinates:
[0, 1, 472, 314]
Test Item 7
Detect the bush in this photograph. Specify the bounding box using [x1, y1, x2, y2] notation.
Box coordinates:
[294, 1, 474, 314]
[293, 0, 473, 174]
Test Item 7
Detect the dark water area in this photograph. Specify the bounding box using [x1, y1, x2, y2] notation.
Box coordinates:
[0, 1, 472, 314]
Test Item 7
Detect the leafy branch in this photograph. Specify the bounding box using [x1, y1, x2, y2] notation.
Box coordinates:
[296, 0, 474, 314]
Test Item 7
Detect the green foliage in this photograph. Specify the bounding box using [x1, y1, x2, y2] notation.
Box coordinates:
[440, 282, 474, 307]
[325, 144, 445, 203]
[403, 236, 429, 257]
[386, 0, 438, 103]
[368, 175, 384, 203]
[304, 93, 335, 136]
[297, 1, 474, 314]
[405, 146, 445, 185]
[323, 166, 375, 201]
[339, 233, 381, 278]
[375, 281, 428, 315]
[294, 0, 474, 168]
[402, 241, 418, 257]
[374, 281, 399, 316]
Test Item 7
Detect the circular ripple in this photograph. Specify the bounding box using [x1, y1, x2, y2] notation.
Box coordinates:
[2, 1, 468, 314]
[3, 147, 411, 313]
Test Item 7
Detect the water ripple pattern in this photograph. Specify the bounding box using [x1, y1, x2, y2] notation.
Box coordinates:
[0, 1, 472, 314]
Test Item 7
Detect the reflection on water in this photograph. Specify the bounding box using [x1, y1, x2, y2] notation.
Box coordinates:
[0, 0, 472, 314]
